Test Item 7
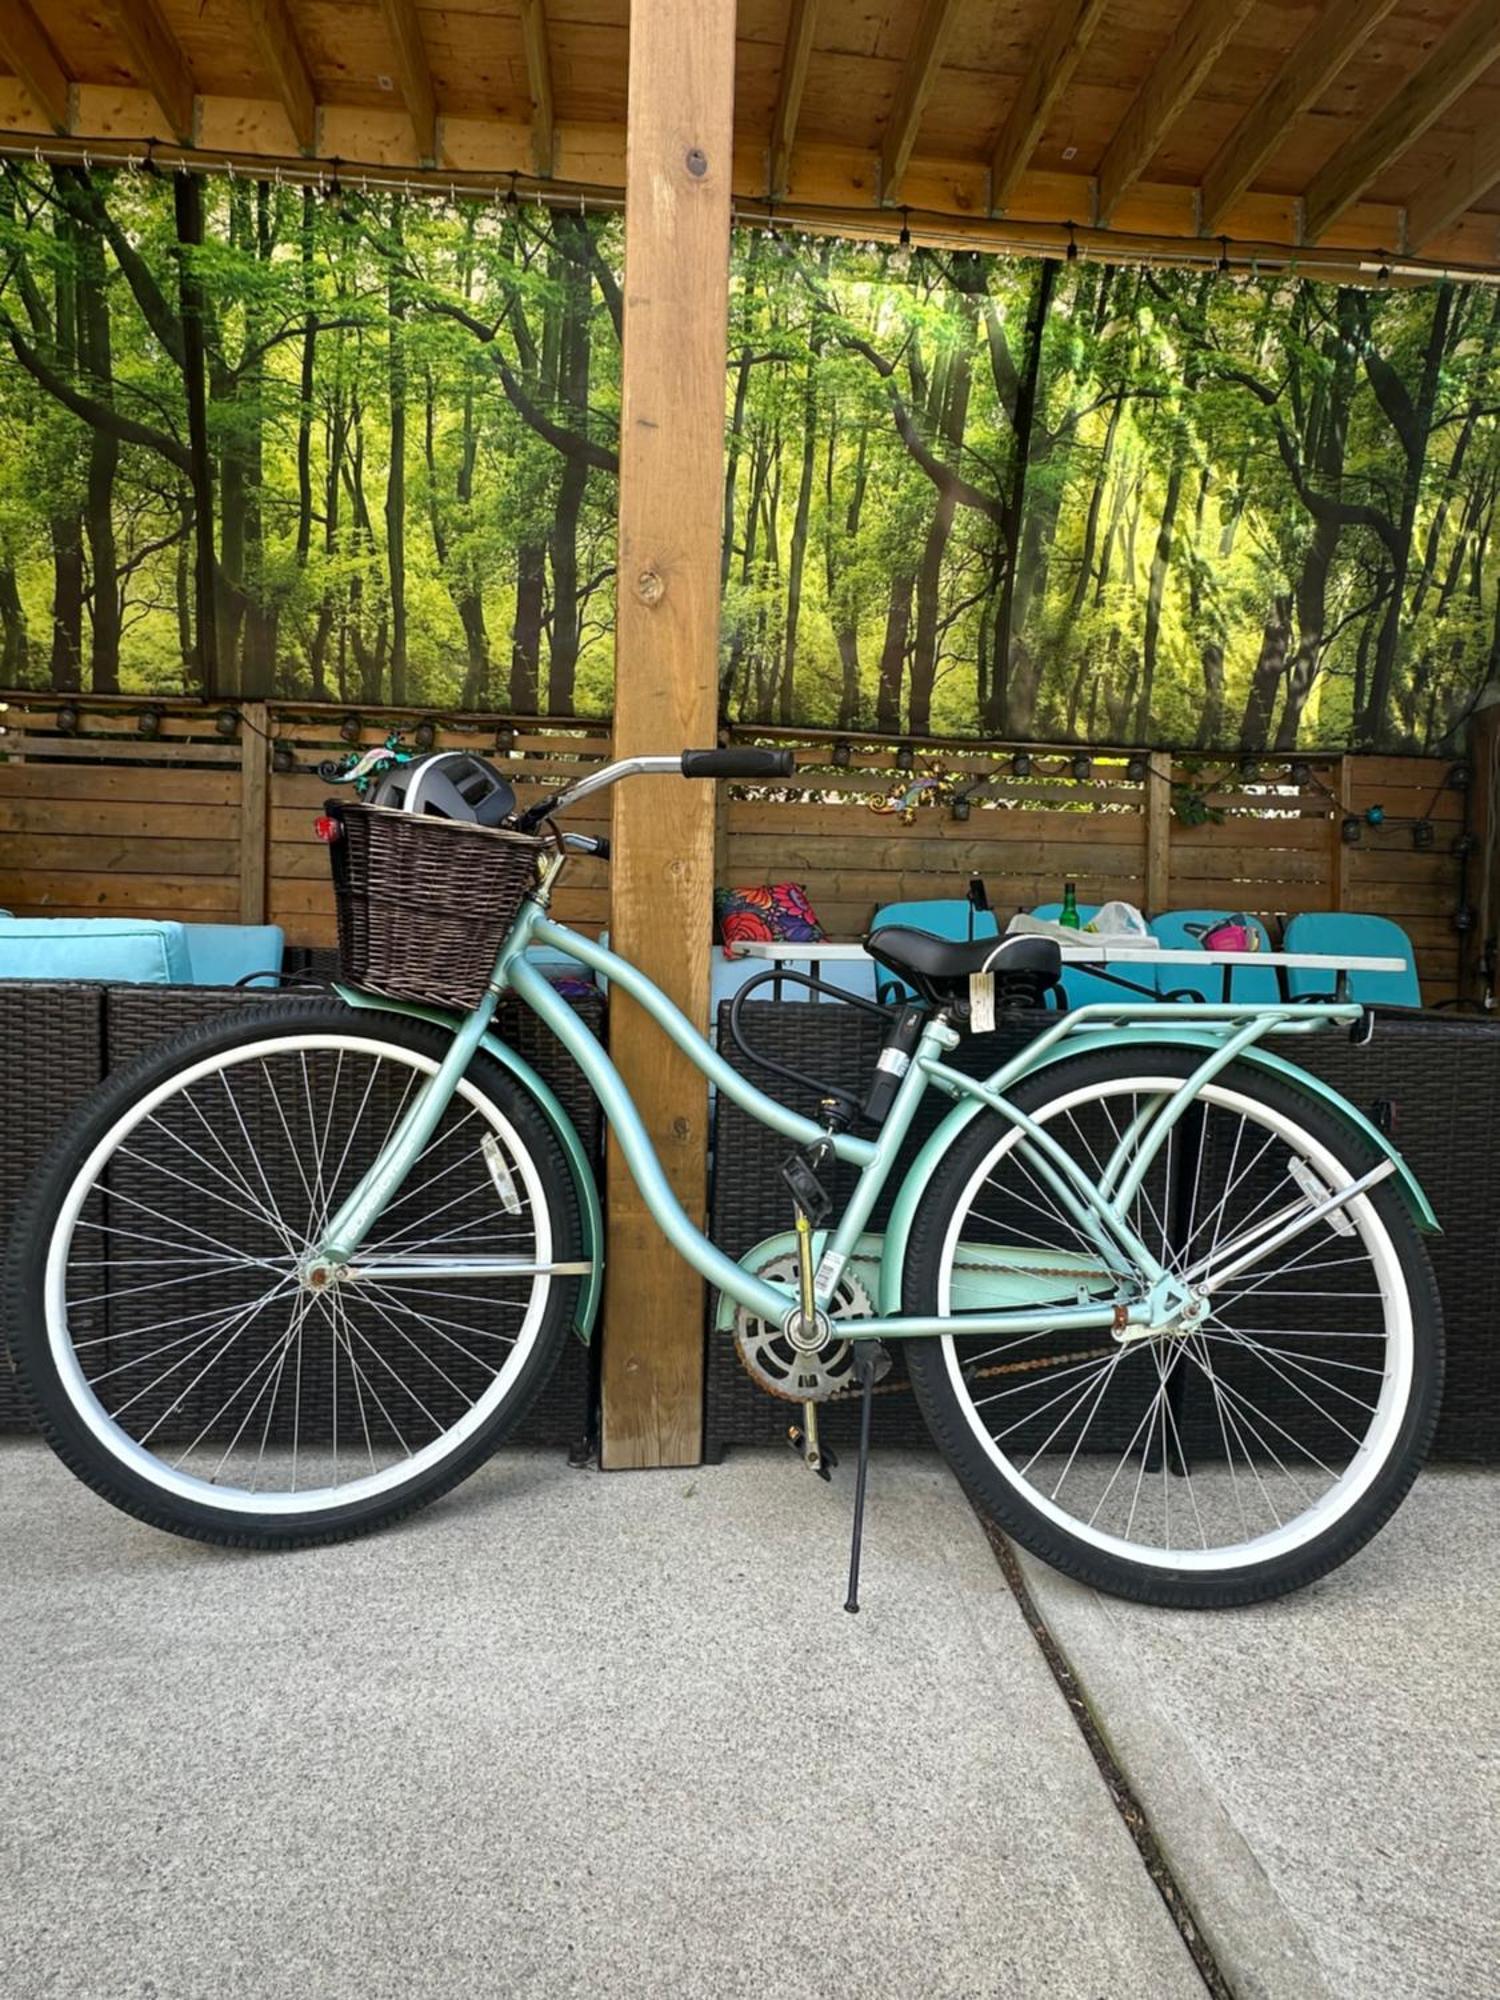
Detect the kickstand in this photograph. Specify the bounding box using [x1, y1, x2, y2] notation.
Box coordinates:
[844, 1346, 879, 1614]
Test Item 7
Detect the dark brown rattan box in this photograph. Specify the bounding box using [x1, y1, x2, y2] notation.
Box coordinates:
[328, 801, 549, 1013]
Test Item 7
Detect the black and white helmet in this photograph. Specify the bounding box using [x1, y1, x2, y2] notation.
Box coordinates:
[373, 751, 516, 827]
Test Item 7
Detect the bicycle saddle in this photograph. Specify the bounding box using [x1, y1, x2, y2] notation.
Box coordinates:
[865, 927, 1062, 986]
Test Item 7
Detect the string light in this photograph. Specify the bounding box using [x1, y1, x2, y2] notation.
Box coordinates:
[831, 741, 852, 768]
[339, 712, 362, 743]
[1070, 752, 1091, 781]
[890, 206, 913, 276]
[136, 704, 163, 739]
[1011, 751, 1033, 779]
[54, 702, 79, 735]
[1065, 221, 1078, 263]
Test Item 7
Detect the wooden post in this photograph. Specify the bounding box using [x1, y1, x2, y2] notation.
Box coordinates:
[1330, 756, 1353, 908]
[1145, 749, 1173, 914]
[240, 700, 269, 924]
[601, 0, 737, 1469]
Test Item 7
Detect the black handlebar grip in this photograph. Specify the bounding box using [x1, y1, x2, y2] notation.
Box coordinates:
[679, 748, 796, 779]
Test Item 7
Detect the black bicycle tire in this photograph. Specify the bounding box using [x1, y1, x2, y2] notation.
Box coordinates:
[2, 996, 585, 1549]
[902, 1046, 1444, 1609]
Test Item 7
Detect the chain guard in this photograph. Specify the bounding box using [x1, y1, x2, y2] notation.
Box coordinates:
[733, 1251, 887, 1402]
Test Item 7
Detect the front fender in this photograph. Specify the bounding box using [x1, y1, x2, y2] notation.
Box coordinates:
[333, 983, 603, 1342]
[878, 1026, 1439, 1317]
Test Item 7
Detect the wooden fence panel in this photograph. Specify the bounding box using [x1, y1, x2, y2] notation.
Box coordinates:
[0, 701, 1472, 1004]
[0, 701, 244, 925]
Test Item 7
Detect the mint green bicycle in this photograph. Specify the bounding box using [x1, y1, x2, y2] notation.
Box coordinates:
[4, 749, 1443, 1607]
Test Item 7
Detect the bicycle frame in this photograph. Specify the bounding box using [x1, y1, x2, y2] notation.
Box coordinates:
[314, 843, 1432, 1347]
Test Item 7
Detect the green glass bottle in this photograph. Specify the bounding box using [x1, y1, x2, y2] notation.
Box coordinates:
[1059, 880, 1081, 930]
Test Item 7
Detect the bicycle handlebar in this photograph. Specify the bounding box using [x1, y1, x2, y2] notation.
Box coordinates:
[680, 748, 795, 779]
[516, 746, 795, 830]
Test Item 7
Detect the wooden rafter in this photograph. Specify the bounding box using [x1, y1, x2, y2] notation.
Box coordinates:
[1096, 0, 1255, 226]
[99, 0, 195, 144]
[768, 0, 820, 198]
[0, 0, 71, 134]
[879, 0, 963, 203]
[1303, 0, 1500, 242]
[245, 0, 316, 155]
[518, 0, 555, 178]
[1200, 0, 1401, 235]
[376, 0, 438, 164]
[989, 0, 1110, 216]
[1407, 124, 1500, 248]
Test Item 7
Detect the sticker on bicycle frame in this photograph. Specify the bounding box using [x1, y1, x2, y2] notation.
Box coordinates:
[815, 1250, 847, 1295]
[482, 1132, 524, 1215]
[969, 972, 996, 1032]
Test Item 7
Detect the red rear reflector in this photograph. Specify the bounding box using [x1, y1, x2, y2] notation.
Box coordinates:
[315, 815, 341, 843]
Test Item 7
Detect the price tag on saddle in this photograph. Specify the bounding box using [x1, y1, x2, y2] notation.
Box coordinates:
[781, 1152, 832, 1225]
[969, 972, 996, 1032]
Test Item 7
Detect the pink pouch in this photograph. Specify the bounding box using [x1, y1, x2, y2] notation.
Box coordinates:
[1199, 919, 1257, 952]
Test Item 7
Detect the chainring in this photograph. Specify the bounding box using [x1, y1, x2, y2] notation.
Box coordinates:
[733, 1250, 886, 1402]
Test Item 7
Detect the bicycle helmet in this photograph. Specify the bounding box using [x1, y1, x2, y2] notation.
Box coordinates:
[373, 750, 517, 827]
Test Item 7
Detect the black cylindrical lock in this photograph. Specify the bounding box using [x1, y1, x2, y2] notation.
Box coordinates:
[862, 1004, 927, 1125]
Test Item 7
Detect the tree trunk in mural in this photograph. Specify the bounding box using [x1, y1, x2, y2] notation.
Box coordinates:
[1357, 282, 1456, 745]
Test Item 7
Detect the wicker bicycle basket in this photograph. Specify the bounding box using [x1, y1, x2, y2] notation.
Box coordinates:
[327, 801, 550, 1012]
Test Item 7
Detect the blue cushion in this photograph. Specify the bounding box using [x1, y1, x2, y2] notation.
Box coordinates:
[1282, 913, 1420, 1008]
[182, 923, 285, 988]
[870, 899, 999, 943]
[1148, 910, 1281, 1004]
[0, 916, 193, 985]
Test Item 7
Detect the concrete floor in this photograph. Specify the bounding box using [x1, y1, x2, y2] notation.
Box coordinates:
[1018, 1465, 1500, 2000]
[1, 1441, 1201, 2000]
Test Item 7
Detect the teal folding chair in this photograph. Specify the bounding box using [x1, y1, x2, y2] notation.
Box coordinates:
[1148, 909, 1281, 1004]
[1282, 913, 1421, 1008]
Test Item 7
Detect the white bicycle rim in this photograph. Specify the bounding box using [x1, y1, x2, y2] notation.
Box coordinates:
[936, 1073, 1414, 1572]
[43, 1032, 556, 1516]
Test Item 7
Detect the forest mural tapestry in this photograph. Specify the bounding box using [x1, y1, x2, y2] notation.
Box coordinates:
[1, 162, 1498, 752]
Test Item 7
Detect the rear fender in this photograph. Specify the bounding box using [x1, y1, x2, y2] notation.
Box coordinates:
[333, 983, 602, 1341]
[878, 1026, 1438, 1317]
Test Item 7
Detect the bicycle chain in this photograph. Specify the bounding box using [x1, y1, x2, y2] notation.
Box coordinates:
[824, 1342, 1117, 1402]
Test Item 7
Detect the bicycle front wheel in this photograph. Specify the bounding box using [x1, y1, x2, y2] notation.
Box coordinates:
[3, 998, 585, 1547]
[903, 1048, 1442, 1607]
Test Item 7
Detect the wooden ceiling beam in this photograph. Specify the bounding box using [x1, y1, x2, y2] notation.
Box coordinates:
[376, 0, 438, 164]
[879, 0, 963, 202]
[1303, 0, 1500, 242]
[518, 0, 554, 178]
[1200, 0, 1401, 236]
[1407, 123, 1500, 248]
[99, 0, 195, 144]
[245, 0, 316, 155]
[0, 0, 71, 134]
[768, 0, 820, 198]
[989, 0, 1110, 216]
[1096, 0, 1256, 226]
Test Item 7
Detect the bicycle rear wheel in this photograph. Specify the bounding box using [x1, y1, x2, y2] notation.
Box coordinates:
[903, 1047, 1442, 1607]
[3, 998, 585, 1547]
